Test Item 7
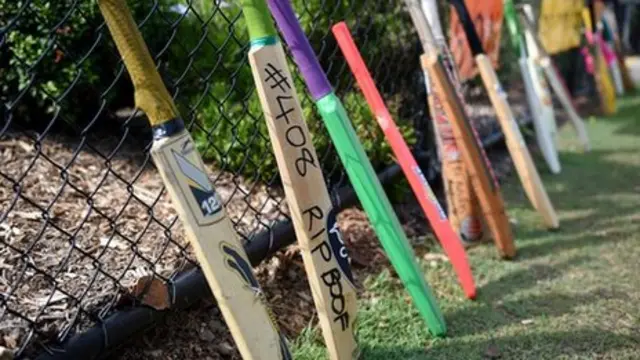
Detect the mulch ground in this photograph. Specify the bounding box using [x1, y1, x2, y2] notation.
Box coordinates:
[0, 133, 285, 359]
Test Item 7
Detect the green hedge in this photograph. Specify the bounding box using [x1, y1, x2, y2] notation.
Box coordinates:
[0, 1, 175, 125]
[1, 0, 536, 185]
[1, 0, 417, 184]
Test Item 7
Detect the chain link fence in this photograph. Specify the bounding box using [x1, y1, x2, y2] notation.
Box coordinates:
[0, 1, 530, 359]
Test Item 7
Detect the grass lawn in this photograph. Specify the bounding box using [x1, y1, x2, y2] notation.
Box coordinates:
[292, 95, 640, 359]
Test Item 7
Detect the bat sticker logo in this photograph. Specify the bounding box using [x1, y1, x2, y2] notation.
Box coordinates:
[172, 150, 222, 217]
[326, 209, 355, 286]
[423, 69, 433, 95]
[221, 243, 292, 360]
[412, 165, 447, 221]
[494, 83, 508, 99]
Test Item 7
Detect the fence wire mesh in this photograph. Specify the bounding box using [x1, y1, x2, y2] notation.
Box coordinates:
[0, 1, 444, 358]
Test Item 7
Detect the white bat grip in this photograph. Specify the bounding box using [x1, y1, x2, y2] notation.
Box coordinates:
[421, 0, 446, 45]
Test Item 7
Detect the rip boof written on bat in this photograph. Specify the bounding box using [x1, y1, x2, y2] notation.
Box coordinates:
[305, 205, 355, 332]
[265, 62, 317, 177]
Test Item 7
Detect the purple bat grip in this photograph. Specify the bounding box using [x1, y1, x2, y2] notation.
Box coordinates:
[266, 0, 333, 100]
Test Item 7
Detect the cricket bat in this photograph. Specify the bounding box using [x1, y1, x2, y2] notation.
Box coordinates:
[449, 0, 559, 230]
[332, 21, 476, 300]
[419, 0, 485, 245]
[518, 6, 592, 152]
[504, 0, 561, 174]
[239, 0, 359, 358]
[605, 3, 636, 94]
[96, 1, 292, 359]
[266, 0, 447, 336]
[608, 21, 636, 93]
[583, 4, 617, 115]
[598, 2, 625, 95]
[602, 2, 635, 93]
[404, 0, 516, 259]
[608, 47, 626, 96]
[521, 4, 559, 140]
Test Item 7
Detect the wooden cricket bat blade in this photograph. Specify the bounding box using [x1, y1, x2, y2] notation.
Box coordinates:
[474, 55, 559, 230]
[151, 131, 293, 359]
[248, 42, 359, 360]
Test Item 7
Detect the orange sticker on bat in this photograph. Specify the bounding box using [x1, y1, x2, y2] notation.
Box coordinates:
[449, 0, 504, 81]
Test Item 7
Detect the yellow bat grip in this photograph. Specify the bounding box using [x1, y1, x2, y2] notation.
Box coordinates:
[98, 0, 178, 126]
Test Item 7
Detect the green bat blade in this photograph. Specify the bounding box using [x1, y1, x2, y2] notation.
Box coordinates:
[317, 94, 447, 336]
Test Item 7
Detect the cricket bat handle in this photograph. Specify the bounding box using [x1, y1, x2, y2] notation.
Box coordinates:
[97, 0, 178, 126]
[518, 7, 543, 54]
[240, 0, 277, 39]
[267, 0, 332, 100]
[403, 0, 438, 54]
[420, 0, 446, 44]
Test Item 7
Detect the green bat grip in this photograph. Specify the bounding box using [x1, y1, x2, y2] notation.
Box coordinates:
[97, 0, 178, 126]
[240, 0, 277, 41]
[503, 0, 523, 53]
[317, 94, 447, 336]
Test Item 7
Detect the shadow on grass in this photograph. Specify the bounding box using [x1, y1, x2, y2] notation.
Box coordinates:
[359, 328, 639, 360]
[611, 96, 640, 137]
[358, 343, 430, 360]
[425, 328, 640, 360]
[444, 256, 597, 337]
[505, 100, 640, 259]
[477, 255, 593, 299]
